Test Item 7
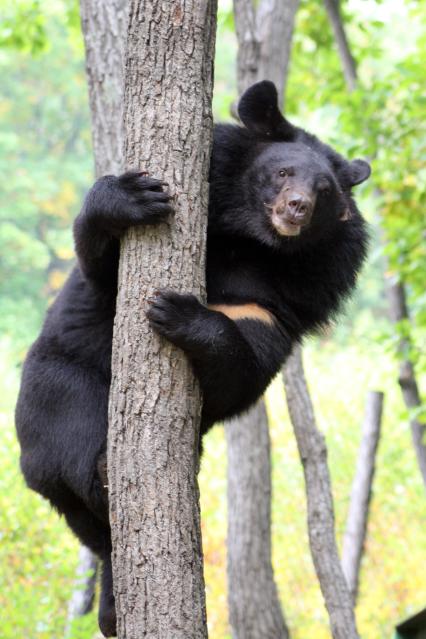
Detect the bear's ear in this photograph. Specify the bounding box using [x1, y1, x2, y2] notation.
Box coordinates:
[347, 159, 371, 186]
[237, 80, 295, 140]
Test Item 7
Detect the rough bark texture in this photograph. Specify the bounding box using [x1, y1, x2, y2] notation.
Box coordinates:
[282, 346, 360, 639]
[66, 545, 98, 634]
[323, 0, 357, 91]
[233, 0, 300, 103]
[107, 2, 217, 638]
[225, 2, 299, 637]
[342, 390, 383, 602]
[80, 0, 127, 177]
[387, 281, 426, 487]
[226, 402, 289, 639]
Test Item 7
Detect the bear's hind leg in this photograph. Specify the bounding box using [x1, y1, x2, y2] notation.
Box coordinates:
[63, 500, 110, 558]
[63, 502, 116, 637]
[98, 553, 116, 637]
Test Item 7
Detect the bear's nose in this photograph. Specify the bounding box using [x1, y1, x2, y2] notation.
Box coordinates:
[287, 193, 312, 222]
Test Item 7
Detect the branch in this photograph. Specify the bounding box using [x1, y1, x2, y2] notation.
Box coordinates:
[342, 390, 383, 602]
[323, 0, 357, 91]
[386, 280, 426, 487]
[282, 345, 360, 639]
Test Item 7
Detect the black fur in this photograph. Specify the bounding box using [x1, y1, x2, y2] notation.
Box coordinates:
[15, 81, 369, 636]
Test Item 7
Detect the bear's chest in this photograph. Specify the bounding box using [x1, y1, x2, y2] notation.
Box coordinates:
[206, 239, 278, 308]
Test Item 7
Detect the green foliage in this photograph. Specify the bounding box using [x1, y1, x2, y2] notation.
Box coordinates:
[0, 3, 91, 358]
[212, 0, 236, 119]
[0, 1, 425, 638]
[67, 612, 99, 639]
[287, 0, 426, 382]
[0, 344, 81, 638]
[0, 0, 47, 54]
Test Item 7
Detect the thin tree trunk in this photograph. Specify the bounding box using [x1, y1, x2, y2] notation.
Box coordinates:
[226, 2, 299, 637]
[342, 390, 383, 602]
[324, 0, 426, 490]
[107, 2, 217, 637]
[66, 546, 98, 635]
[323, 0, 357, 91]
[226, 402, 289, 639]
[80, 0, 127, 177]
[386, 282, 426, 487]
[233, 0, 299, 103]
[67, 0, 128, 625]
[282, 346, 360, 639]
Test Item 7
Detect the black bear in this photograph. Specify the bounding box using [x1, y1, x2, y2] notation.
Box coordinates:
[15, 81, 370, 636]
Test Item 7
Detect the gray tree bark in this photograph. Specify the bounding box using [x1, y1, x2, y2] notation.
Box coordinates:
[225, 2, 299, 638]
[282, 346, 360, 639]
[324, 0, 426, 490]
[67, 0, 128, 625]
[233, 0, 300, 102]
[80, 0, 127, 177]
[341, 390, 383, 602]
[226, 402, 289, 639]
[107, 2, 217, 638]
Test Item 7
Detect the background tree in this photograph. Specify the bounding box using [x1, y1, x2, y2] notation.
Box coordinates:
[80, 0, 126, 178]
[1, 1, 425, 638]
[66, 0, 128, 625]
[341, 390, 384, 603]
[283, 348, 360, 639]
[226, 2, 298, 637]
[107, 1, 217, 635]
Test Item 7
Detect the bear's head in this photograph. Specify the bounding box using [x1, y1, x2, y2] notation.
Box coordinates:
[210, 81, 370, 251]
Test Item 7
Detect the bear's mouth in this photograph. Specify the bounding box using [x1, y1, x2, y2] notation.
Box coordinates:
[270, 210, 302, 236]
[265, 203, 309, 237]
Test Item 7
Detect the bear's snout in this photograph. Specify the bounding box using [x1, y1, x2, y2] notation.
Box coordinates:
[266, 189, 314, 237]
[285, 192, 313, 225]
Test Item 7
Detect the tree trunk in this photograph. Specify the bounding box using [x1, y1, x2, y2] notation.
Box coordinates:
[282, 346, 360, 639]
[107, 2, 217, 637]
[67, 0, 128, 624]
[80, 0, 127, 177]
[226, 2, 299, 637]
[226, 402, 289, 639]
[233, 0, 299, 103]
[342, 390, 383, 602]
[386, 282, 426, 487]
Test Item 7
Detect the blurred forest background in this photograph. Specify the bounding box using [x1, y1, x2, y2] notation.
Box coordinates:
[0, 0, 425, 637]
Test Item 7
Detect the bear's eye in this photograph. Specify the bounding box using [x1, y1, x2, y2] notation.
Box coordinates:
[278, 169, 288, 178]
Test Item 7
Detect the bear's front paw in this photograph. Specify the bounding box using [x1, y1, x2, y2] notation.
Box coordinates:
[86, 172, 174, 236]
[146, 291, 206, 350]
[118, 171, 174, 223]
